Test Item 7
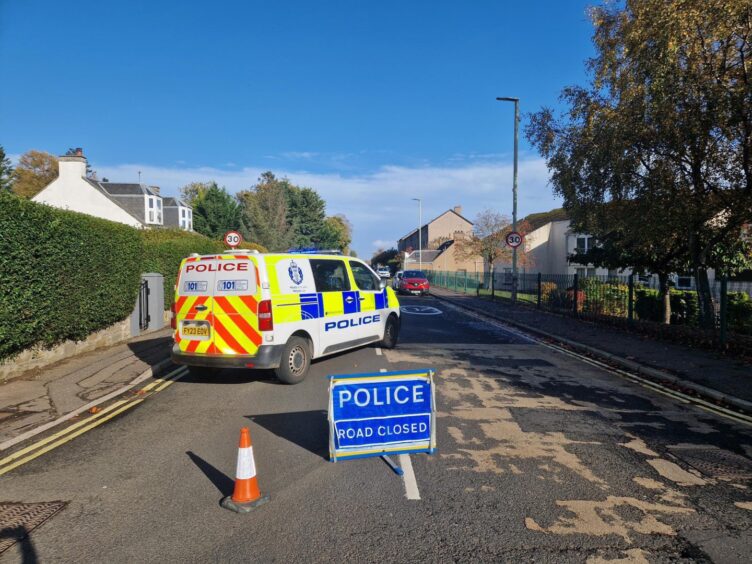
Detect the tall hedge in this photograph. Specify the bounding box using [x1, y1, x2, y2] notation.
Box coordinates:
[0, 193, 143, 360]
[140, 228, 226, 309]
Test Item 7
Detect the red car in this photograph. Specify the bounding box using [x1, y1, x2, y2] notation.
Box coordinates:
[398, 270, 430, 295]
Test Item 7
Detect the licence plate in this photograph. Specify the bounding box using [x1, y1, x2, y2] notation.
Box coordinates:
[181, 322, 210, 340]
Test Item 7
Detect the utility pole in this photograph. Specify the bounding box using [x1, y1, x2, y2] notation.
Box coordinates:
[496, 97, 519, 302]
[412, 198, 422, 271]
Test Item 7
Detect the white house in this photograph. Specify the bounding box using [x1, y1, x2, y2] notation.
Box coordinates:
[33, 150, 143, 228]
[32, 149, 192, 231]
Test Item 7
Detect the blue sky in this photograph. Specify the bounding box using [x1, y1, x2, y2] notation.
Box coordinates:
[1, 0, 595, 256]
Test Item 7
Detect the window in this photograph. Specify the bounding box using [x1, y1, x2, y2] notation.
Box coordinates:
[676, 273, 693, 289]
[311, 259, 350, 292]
[576, 236, 593, 253]
[157, 199, 162, 209]
[148, 211, 154, 222]
[157, 212, 162, 224]
[149, 198, 154, 208]
[181, 209, 186, 218]
[349, 261, 380, 291]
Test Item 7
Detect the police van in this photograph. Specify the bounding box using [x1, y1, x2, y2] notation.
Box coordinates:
[171, 250, 401, 384]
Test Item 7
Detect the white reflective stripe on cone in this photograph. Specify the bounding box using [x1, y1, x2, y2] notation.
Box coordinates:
[236, 446, 257, 479]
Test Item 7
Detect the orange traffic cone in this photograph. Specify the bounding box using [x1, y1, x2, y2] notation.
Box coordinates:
[221, 427, 270, 513]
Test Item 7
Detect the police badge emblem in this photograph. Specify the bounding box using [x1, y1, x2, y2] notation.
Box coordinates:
[288, 260, 304, 285]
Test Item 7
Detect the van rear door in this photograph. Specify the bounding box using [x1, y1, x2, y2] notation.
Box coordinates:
[209, 258, 261, 356]
[175, 257, 218, 355]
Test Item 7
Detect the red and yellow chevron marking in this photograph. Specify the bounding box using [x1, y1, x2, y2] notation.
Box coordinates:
[175, 295, 215, 354]
[211, 295, 262, 355]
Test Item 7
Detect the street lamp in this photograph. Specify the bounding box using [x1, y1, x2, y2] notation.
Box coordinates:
[412, 198, 422, 272]
[496, 96, 519, 302]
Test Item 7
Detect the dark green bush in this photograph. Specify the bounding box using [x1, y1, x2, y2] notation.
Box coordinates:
[140, 228, 226, 309]
[636, 287, 699, 325]
[728, 292, 752, 335]
[0, 193, 143, 360]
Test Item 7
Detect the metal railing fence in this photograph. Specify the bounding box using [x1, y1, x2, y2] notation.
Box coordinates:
[426, 270, 752, 343]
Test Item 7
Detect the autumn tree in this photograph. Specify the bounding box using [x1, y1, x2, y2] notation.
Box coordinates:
[12, 150, 57, 199]
[0, 146, 13, 192]
[455, 210, 533, 274]
[527, 0, 752, 328]
[179, 181, 214, 207]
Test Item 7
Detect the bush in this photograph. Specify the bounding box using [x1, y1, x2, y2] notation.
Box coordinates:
[728, 292, 752, 335]
[0, 193, 143, 361]
[635, 287, 700, 325]
[140, 228, 226, 309]
[580, 279, 629, 317]
[237, 241, 268, 253]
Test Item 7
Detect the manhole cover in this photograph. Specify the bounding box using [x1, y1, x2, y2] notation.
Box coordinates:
[0, 501, 67, 554]
[669, 446, 752, 480]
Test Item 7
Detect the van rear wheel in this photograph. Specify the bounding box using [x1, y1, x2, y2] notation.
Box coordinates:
[275, 336, 311, 385]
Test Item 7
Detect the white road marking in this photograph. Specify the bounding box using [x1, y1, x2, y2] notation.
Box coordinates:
[379, 369, 387, 373]
[375, 347, 383, 356]
[399, 454, 421, 500]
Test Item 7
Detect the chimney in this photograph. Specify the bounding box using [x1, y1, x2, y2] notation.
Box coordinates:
[58, 148, 87, 179]
[453, 205, 462, 215]
[150, 186, 160, 195]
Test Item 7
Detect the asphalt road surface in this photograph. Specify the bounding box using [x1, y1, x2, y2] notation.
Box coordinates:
[2, 295, 752, 563]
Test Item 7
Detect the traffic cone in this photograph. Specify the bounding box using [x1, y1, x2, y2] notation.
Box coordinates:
[221, 427, 270, 513]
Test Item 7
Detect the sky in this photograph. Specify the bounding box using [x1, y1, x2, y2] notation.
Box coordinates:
[0, 0, 596, 257]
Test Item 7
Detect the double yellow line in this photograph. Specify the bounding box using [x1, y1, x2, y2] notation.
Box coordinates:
[0, 367, 187, 477]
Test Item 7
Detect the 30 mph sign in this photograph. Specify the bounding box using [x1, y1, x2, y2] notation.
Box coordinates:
[505, 231, 523, 248]
[224, 230, 243, 248]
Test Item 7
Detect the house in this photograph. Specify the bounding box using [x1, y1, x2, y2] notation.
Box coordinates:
[397, 206, 473, 253]
[32, 148, 192, 231]
[163, 197, 193, 231]
[398, 206, 481, 273]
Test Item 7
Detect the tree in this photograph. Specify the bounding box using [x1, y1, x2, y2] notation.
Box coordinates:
[454, 210, 533, 271]
[318, 214, 352, 252]
[192, 182, 242, 239]
[238, 175, 296, 251]
[179, 181, 214, 207]
[527, 0, 752, 328]
[12, 150, 57, 199]
[0, 146, 13, 192]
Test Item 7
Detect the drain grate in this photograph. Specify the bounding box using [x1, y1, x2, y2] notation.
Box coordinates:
[669, 446, 752, 480]
[0, 501, 67, 554]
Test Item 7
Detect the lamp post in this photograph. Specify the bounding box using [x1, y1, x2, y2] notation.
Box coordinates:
[496, 96, 519, 302]
[412, 198, 422, 272]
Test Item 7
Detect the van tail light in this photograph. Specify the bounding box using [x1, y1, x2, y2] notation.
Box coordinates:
[171, 302, 177, 329]
[258, 299, 273, 332]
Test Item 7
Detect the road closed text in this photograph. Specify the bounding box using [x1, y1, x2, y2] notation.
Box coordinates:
[334, 415, 431, 448]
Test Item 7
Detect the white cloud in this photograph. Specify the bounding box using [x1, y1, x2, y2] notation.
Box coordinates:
[95, 157, 559, 258]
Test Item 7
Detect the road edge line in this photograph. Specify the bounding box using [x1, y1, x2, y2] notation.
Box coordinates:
[0, 357, 173, 452]
[432, 292, 752, 419]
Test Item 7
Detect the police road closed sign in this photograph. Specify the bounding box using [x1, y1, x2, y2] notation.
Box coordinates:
[224, 230, 243, 248]
[505, 231, 523, 248]
[328, 370, 436, 461]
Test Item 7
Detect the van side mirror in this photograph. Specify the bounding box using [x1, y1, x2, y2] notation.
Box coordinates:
[379, 279, 387, 290]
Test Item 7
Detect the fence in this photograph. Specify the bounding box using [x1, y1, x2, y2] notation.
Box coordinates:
[427, 270, 752, 344]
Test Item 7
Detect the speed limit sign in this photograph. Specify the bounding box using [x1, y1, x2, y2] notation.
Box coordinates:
[505, 231, 523, 248]
[223, 230, 243, 248]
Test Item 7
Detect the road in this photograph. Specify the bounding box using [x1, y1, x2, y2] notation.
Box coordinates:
[2, 295, 752, 563]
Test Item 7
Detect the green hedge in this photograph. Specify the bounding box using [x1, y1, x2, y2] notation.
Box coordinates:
[635, 287, 700, 325]
[140, 228, 226, 309]
[728, 292, 752, 335]
[0, 193, 143, 360]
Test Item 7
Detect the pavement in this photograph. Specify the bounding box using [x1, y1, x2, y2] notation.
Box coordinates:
[0, 329, 173, 448]
[2, 296, 752, 562]
[431, 287, 752, 410]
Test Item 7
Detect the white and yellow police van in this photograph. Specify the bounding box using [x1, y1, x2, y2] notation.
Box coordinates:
[171, 250, 401, 384]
